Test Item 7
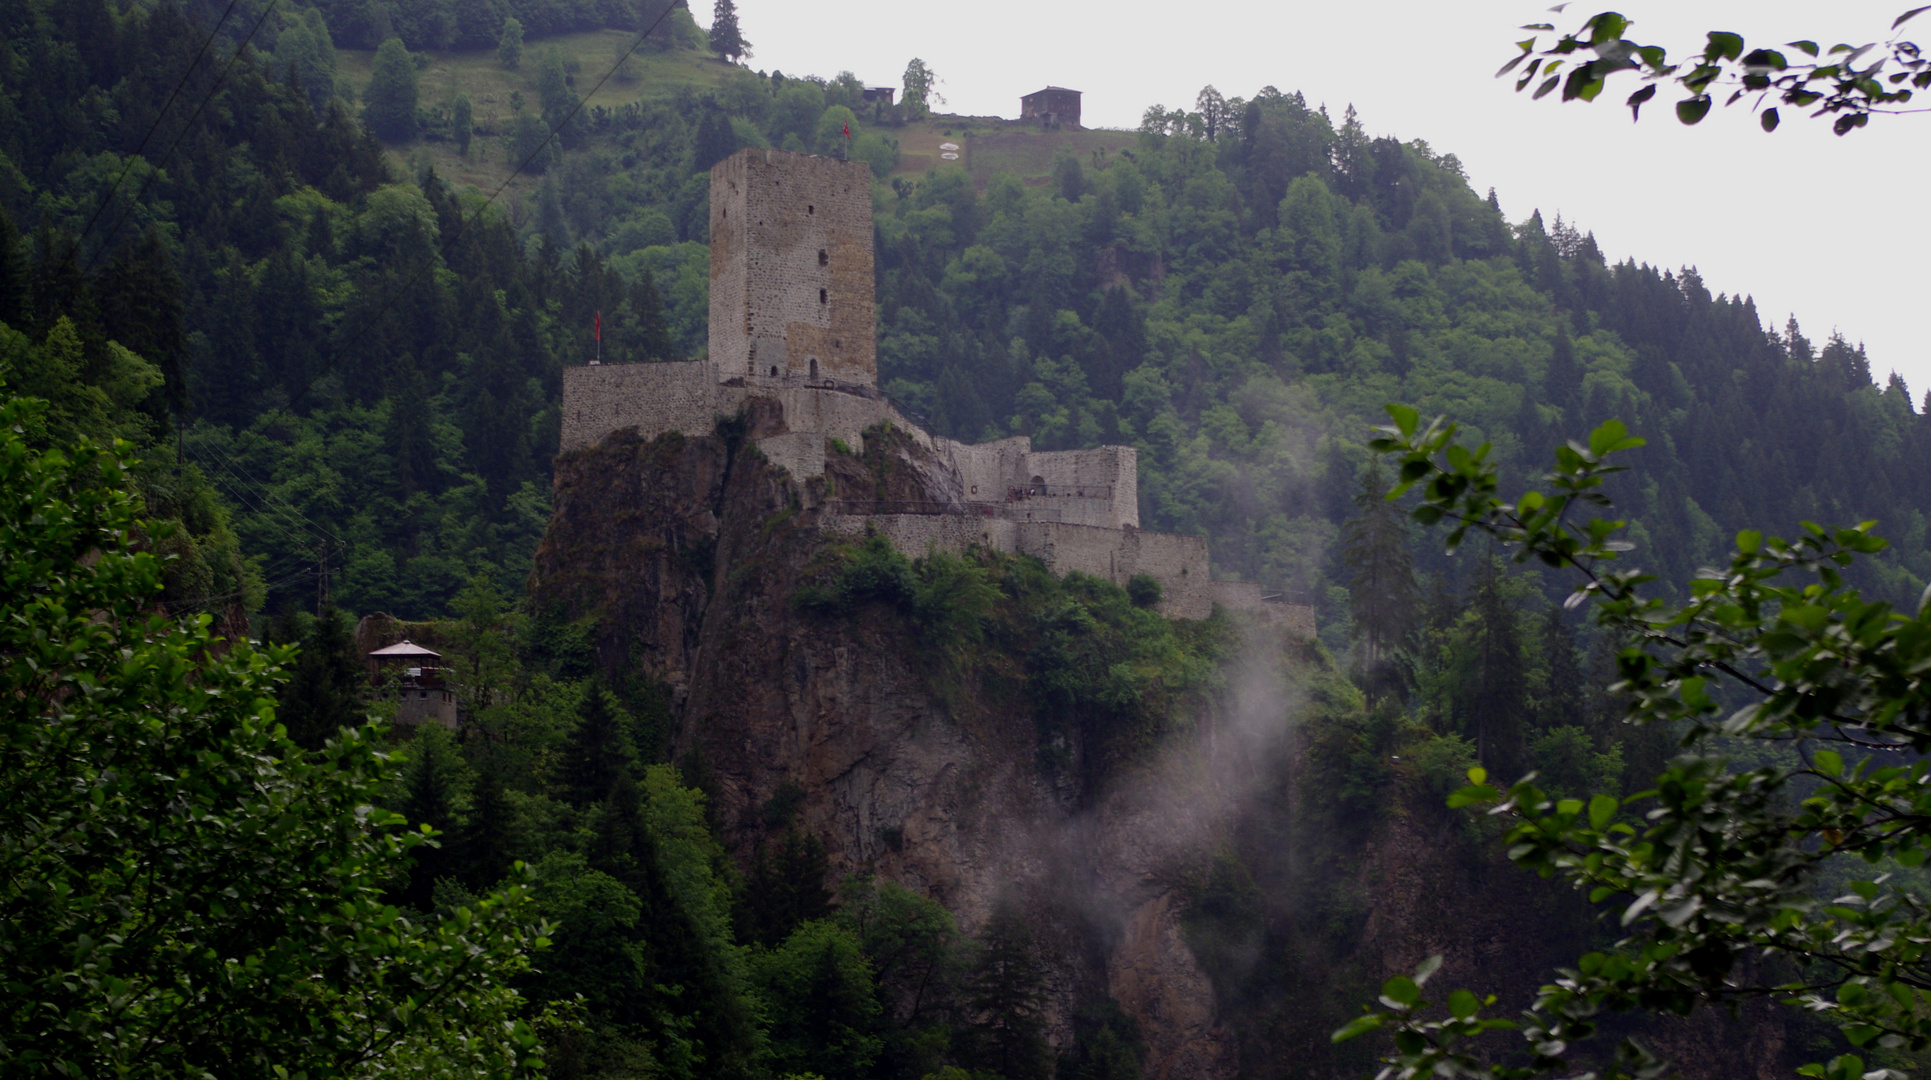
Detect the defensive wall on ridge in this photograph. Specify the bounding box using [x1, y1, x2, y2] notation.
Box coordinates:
[556, 148, 1313, 633]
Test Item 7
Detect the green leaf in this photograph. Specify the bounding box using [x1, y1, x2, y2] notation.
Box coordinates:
[1588, 794, 1618, 830]
[1467, 765, 1488, 785]
[1448, 784, 1500, 808]
[1706, 31, 1745, 61]
[1814, 749, 1844, 777]
[1380, 975, 1420, 1006]
[1761, 107, 1780, 131]
[1677, 96, 1713, 124]
[1385, 403, 1419, 439]
[1448, 989, 1480, 1020]
[1736, 529, 1762, 554]
[1588, 419, 1629, 456]
[1895, 6, 1931, 30]
[1331, 1014, 1383, 1043]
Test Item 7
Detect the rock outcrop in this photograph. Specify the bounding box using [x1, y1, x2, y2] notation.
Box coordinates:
[532, 405, 1286, 1078]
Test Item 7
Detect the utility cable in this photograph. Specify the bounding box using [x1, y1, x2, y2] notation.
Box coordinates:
[84, 0, 283, 272]
[71, 0, 248, 254]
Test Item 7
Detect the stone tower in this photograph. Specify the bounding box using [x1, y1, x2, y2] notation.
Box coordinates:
[708, 149, 876, 386]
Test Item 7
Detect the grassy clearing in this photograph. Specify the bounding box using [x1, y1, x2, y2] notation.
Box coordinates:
[336, 38, 1133, 200]
[338, 32, 730, 192]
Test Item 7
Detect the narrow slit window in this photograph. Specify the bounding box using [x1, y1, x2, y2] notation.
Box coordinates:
[808, 204, 815, 215]
[819, 288, 827, 304]
[818, 249, 828, 267]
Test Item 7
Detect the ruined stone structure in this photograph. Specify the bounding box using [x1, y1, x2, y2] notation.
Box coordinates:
[1020, 86, 1082, 129]
[559, 148, 1309, 635]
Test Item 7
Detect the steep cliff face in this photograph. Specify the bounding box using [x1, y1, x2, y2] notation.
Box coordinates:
[528, 402, 1806, 1080]
[532, 402, 1279, 1077]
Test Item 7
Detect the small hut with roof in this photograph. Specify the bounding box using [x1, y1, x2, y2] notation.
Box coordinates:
[367, 639, 459, 729]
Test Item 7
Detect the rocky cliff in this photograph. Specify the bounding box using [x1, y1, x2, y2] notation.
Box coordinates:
[529, 401, 1815, 1080]
[532, 401, 1313, 1077]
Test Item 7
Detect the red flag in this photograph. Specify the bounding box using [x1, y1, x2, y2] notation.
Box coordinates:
[595, 310, 601, 341]
[842, 122, 850, 139]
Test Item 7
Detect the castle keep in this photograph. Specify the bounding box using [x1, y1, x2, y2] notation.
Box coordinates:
[560, 148, 1311, 633]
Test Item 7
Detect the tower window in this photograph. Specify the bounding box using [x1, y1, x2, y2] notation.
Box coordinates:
[808, 204, 815, 215]
[770, 366, 778, 377]
[819, 288, 827, 304]
[819, 249, 828, 266]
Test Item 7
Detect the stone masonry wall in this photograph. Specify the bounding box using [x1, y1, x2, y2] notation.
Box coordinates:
[1024, 447, 1138, 528]
[559, 362, 718, 452]
[937, 435, 1032, 502]
[709, 149, 876, 385]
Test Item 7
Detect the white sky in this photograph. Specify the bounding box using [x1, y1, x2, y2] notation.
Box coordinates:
[726, 0, 1930, 401]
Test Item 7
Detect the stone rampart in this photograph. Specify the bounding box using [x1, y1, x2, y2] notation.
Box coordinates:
[1023, 447, 1138, 528]
[560, 362, 718, 452]
[937, 436, 1032, 502]
[821, 513, 1018, 558]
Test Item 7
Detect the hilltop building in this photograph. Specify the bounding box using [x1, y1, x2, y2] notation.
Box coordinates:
[558, 148, 1309, 635]
[1020, 86, 1082, 129]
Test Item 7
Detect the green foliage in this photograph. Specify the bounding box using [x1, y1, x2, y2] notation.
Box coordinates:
[274, 605, 367, 749]
[902, 58, 939, 119]
[710, 0, 748, 63]
[1180, 850, 1267, 1005]
[754, 921, 885, 1077]
[1501, 7, 1931, 135]
[498, 16, 525, 69]
[0, 394, 546, 1076]
[364, 38, 421, 142]
[1340, 409, 1931, 1077]
[961, 901, 1051, 1080]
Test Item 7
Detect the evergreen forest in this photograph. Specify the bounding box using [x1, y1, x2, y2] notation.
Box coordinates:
[6, 0, 1931, 1077]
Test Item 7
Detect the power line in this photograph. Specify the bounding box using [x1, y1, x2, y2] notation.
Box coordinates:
[71, 0, 249, 254]
[85, 0, 283, 272]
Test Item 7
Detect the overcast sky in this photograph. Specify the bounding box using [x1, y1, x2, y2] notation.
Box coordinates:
[724, 0, 1930, 401]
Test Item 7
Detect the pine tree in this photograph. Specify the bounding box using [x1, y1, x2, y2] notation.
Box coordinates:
[631, 268, 676, 361]
[0, 208, 29, 333]
[558, 684, 633, 806]
[1463, 556, 1530, 777]
[276, 607, 366, 751]
[965, 900, 1051, 1080]
[362, 38, 419, 142]
[460, 753, 522, 888]
[738, 827, 832, 945]
[395, 726, 469, 912]
[452, 94, 473, 156]
[693, 108, 738, 171]
[1339, 459, 1419, 699]
[496, 16, 523, 69]
[1545, 329, 1581, 409]
[95, 228, 187, 416]
[709, 0, 747, 63]
[1536, 605, 1585, 732]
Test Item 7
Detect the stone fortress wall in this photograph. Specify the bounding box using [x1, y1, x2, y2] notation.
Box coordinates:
[557, 149, 1312, 632]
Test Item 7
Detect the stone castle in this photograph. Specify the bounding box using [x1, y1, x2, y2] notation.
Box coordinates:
[560, 148, 1311, 634]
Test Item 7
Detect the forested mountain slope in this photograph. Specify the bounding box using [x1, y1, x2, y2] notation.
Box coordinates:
[5, 4, 1925, 1078]
[5, 0, 1920, 636]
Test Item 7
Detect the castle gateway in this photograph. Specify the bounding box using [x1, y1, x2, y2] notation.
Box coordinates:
[559, 148, 1308, 634]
